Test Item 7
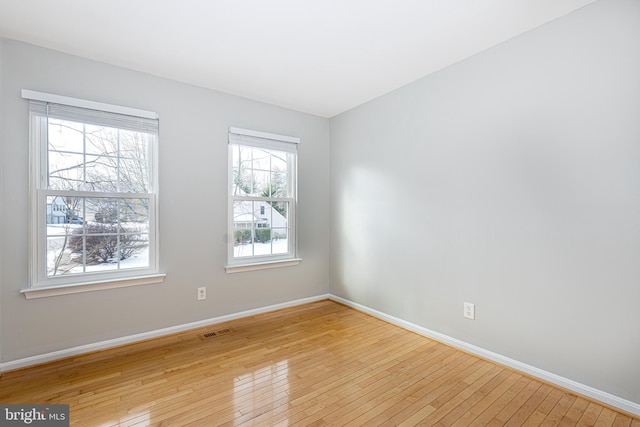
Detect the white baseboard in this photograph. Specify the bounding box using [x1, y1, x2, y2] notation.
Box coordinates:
[0, 294, 330, 373]
[2, 292, 637, 417]
[329, 294, 640, 418]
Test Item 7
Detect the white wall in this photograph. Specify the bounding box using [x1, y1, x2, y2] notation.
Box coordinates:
[330, 0, 640, 405]
[0, 39, 330, 362]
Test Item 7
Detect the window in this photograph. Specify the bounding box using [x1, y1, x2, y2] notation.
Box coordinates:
[227, 127, 301, 272]
[23, 90, 164, 297]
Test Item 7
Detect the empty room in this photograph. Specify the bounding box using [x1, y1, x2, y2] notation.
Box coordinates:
[0, 0, 639, 425]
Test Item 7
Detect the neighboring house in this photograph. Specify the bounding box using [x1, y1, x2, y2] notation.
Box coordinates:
[46, 196, 68, 224]
[46, 196, 84, 224]
[234, 201, 287, 239]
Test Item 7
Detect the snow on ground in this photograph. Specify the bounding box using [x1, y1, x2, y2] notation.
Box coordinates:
[46, 223, 149, 276]
[234, 238, 289, 257]
[46, 224, 288, 276]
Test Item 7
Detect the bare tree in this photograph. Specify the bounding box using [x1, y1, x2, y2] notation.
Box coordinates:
[46, 120, 151, 275]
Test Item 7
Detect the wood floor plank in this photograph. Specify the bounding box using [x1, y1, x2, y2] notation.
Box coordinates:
[540, 392, 578, 427]
[494, 378, 544, 424]
[576, 401, 604, 427]
[504, 382, 555, 426]
[449, 371, 524, 426]
[434, 367, 511, 426]
[0, 299, 637, 426]
[594, 408, 621, 427]
[466, 376, 533, 426]
[612, 413, 634, 427]
[559, 397, 592, 426]
[522, 387, 566, 427]
[400, 363, 502, 426]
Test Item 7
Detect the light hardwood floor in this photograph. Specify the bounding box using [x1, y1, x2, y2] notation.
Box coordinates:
[1, 300, 638, 426]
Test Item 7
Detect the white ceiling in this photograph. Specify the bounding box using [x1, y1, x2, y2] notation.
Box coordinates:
[0, 0, 597, 118]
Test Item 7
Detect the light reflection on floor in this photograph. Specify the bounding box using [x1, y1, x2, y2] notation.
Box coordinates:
[95, 411, 150, 427]
[233, 360, 289, 425]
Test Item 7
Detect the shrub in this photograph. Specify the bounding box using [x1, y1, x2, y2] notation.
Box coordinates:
[94, 206, 118, 223]
[69, 223, 146, 264]
[234, 229, 252, 244]
[255, 228, 271, 243]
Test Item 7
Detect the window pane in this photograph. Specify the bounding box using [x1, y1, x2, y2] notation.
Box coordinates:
[119, 157, 149, 193]
[270, 152, 287, 171]
[48, 119, 84, 153]
[85, 124, 118, 155]
[47, 236, 83, 276]
[48, 121, 150, 194]
[120, 131, 151, 192]
[233, 201, 254, 258]
[78, 224, 149, 271]
[273, 152, 288, 196]
[120, 130, 150, 156]
[270, 169, 287, 197]
[82, 232, 120, 272]
[46, 195, 85, 226]
[46, 194, 85, 276]
[76, 223, 120, 266]
[45, 194, 152, 276]
[120, 198, 150, 226]
[118, 199, 150, 266]
[231, 200, 290, 259]
[231, 144, 292, 198]
[271, 229, 289, 254]
[251, 148, 271, 171]
[232, 168, 253, 196]
[234, 146, 251, 190]
[231, 144, 240, 169]
[85, 154, 118, 192]
[251, 170, 270, 197]
[270, 201, 288, 227]
[48, 151, 84, 191]
[118, 233, 149, 268]
[87, 198, 119, 224]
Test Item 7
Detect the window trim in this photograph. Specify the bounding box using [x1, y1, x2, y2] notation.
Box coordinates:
[224, 258, 302, 274]
[22, 90, 163, 294]
[226, 127, 300, 272]
[20, 274, 166, 299]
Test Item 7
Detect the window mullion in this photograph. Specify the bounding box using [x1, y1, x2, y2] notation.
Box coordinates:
[43, 114, 50, 189]
[82, 122, 87, 192]
[82, 197, 87, 273]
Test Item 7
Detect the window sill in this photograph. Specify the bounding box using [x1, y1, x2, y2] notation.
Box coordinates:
[225, 258, 302, 274]
[21, 274, 166, 299]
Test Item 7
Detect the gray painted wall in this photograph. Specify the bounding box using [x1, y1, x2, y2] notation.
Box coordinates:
[0, 39, 330, 361]
[330, 0, 640, 404]
[1, 0, 639, 410]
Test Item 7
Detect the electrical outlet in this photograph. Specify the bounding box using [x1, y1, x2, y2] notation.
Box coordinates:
[464, 302, 475, 320]
[197, 287, 206, 301]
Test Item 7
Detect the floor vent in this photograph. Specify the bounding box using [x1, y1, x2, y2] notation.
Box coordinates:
[199, 328, 233, 340]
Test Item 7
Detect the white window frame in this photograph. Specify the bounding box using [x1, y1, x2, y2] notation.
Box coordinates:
[226, 127, 302, 273]
[21, 90, 165, 299]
